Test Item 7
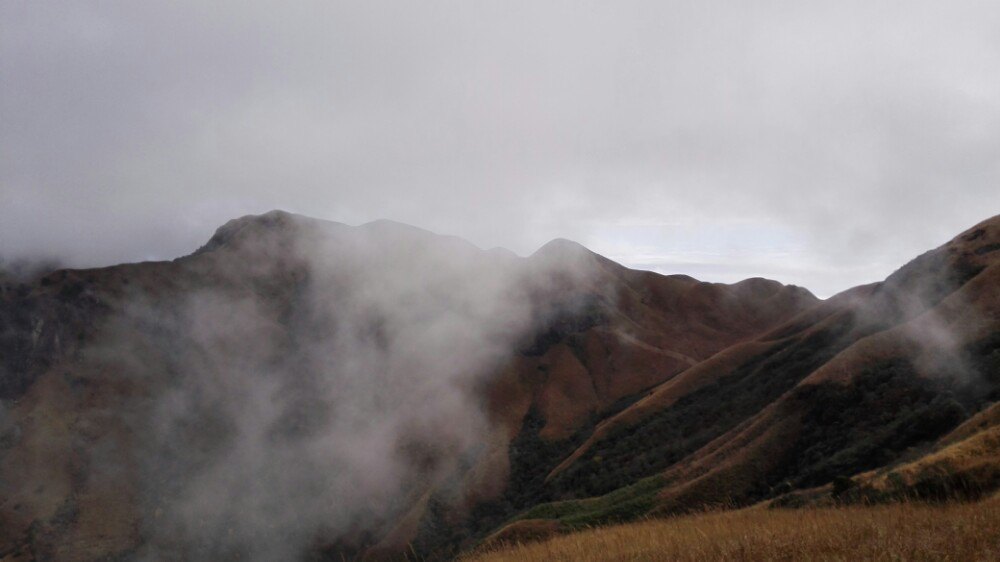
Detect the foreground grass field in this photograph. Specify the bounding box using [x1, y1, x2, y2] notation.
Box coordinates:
[465, 497, 1000, 561]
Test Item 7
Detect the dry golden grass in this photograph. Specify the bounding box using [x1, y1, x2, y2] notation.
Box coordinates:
[465, 497, 1000, 561]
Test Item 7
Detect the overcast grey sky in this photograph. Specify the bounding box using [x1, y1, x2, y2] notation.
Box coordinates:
[2, 1, 999, 297]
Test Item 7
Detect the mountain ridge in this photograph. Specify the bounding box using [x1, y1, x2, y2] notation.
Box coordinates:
[1, 211, 998, 561]
[464, 213, 1000, 558]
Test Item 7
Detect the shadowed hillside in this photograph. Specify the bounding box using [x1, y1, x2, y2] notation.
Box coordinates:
[0, 211, 814, 561]
[469, 214, 1000, 557]
[2, 212, 999, 560]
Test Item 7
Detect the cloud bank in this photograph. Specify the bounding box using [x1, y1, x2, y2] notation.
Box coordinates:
[72, 216, 599, 559]
[3, 1, 999, 296]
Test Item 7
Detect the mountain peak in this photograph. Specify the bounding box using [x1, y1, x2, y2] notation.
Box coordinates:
[195, 210, 298, 254]
[530, 238, 593, 259]
[193, 210, 345, 255]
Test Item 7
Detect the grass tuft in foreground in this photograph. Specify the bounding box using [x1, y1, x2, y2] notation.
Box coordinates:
[465, 497, 1000, 561]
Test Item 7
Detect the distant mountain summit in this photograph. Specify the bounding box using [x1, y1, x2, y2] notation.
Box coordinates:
[2, 211, 998, 561]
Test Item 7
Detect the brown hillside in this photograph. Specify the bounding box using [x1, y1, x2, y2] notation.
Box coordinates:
[4, 211, 997, 560]
[492, 214, 1000, 554]
[0, 211, 815, 561]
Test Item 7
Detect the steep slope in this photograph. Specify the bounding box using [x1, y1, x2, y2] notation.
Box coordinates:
[0, 211, 814, 561]
[386, 242, 814, 558]
[483, 214, 1000, 543]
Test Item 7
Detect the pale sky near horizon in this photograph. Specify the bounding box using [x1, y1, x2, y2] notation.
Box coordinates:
[3, 2, 1000, 297]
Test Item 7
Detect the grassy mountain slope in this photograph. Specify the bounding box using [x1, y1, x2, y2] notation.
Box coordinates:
[0, 211, 814, 560]
[469, 215, 1000, 554]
